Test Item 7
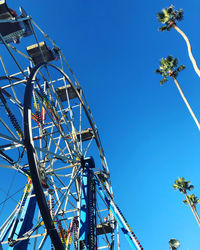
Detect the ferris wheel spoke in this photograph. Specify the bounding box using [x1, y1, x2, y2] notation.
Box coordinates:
[0, 118, 19, 141]
[46, 131, 67, 158]
[37, 233, 48, 250]
[83, 137, 94, 158]
[45, 125, 56, 158]
[79, 96, 83, 152]
[0, 132, 23, 145]
[34, 146, 73, 163]
[54, 170, 80, 218]
[33, 88, 75, 159]
[52, 166, 81, 220]
[43, 67, 84, 155]
[46, 134, 63, 169]
[0, 56, 26, 102]
[0, 87, 23, 113]
[44, 76, 82, 155]
[0, 163, 17, 170]
[46, 163, 77, 175]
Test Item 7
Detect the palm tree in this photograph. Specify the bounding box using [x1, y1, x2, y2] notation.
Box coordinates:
[155, 55, 200, 131]
[169, 238, 180, 250]
[183, 194, 200, 222]
[173, 177, 194, 193]
[173, 177, 200, 226]
[157, 5, 200, 78]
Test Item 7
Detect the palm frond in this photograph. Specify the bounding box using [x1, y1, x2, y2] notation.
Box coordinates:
[189, 194, 200, 204]
[155, 69, 162, 74]
[160, 78, 168, 85]
[166, 55, 173, 62]
[177, 65, 186, 72]
[166, 56, 178, 68]
[173, 184, 183, 191]
[162, 9, 170, 23]
[183, 198, 189, 204]
[158, 26, 171, 32]
[173, 71, 178, 78]
[176, 9, 184, 21]
[167, 5, 174, 15]
[188, 184, 194, 191]
[157, 12, 165, 23]
[173, 58, 178, 68]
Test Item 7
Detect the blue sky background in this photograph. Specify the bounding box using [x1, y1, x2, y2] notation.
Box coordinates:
[3, 0, 200, 249]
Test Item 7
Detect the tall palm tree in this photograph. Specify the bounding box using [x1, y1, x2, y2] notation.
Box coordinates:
[183, 194, 200, 222]
[155, 55, 200, 130]
[157, 5, 200, 78]
[173, 177, 200, 226]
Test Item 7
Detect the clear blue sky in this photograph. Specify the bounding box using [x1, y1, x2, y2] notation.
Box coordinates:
[3, 0, 200, 249]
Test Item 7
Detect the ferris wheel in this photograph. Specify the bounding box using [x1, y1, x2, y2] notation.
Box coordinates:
[0, 1, 143, 249]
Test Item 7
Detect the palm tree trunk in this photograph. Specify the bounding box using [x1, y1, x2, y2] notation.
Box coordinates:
[193, 205, 200, 223]
[172, 76, 200, 131]
[184, 193, 200, 226]
[172, 24, 200, 78]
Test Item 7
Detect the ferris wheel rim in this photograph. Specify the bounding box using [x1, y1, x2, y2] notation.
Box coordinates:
[25, 62, 108, 169]
[23, 62, 112, 249]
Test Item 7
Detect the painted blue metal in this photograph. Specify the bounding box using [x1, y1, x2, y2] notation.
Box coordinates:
[12, 190, 36, 249]
[79, 168, 89, 248]
[0, 219, 14, 242]
[78, 157, 143, 250]
[0, 183, 36, 249]
[89, 177, 97, 249]
[79, 157, 97, 250]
